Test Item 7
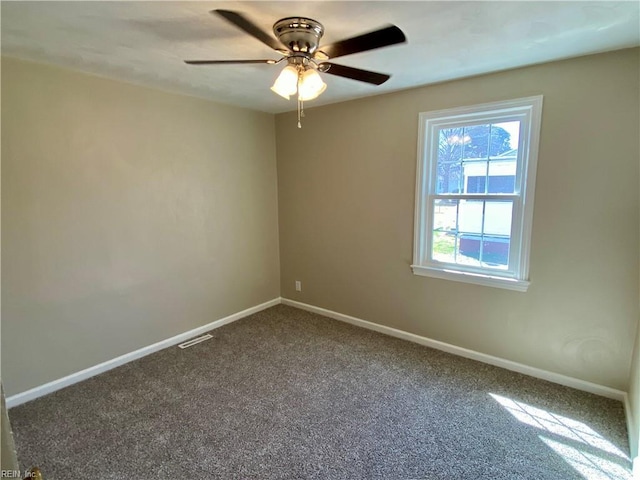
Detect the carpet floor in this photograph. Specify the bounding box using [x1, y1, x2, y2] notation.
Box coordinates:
[10, 305, 632, 479]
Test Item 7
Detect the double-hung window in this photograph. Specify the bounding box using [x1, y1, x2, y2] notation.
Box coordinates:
[412, 96, 543, 291]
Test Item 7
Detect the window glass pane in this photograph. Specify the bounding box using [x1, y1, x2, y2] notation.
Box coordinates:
[433, 199, 457, 232]
[432, 231, 456, 264]
[457, 234, 482, 267]
[482, 200, 512, 269]
[493, 121, 520, 152]
[484, 201, 513, 236]
[458, 200, 483, 234]
[459, 124, 491, 159]
[482, 237, 510, 269]
[487, 175, 515, 193]
[463, 159, 488, 194]
[436, 128, 465, 194]
[432, 199, 457, 263]
[465, 175, 486, 194]
[488, 123, 514, 156]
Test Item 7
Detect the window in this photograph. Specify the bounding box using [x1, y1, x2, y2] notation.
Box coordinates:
[412, 96, 543, 291]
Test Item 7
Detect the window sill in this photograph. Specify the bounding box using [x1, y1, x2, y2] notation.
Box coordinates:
[411, 265, 530, 292]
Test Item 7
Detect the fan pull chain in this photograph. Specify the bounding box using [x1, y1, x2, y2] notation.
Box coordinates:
[297, 70, 302, 128]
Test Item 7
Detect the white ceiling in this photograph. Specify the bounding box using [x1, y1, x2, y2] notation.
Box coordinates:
[2, 1, 638, 114]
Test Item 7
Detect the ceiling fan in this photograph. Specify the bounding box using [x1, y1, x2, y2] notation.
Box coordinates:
[185, 10, 407, 127]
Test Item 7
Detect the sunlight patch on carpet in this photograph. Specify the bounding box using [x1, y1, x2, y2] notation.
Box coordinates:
[490, 393, 632, 480]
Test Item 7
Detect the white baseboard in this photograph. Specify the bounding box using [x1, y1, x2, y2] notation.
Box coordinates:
[281, 298, 626, 402]
[8, 296, 629, 414]
[6, 297, 281, 408]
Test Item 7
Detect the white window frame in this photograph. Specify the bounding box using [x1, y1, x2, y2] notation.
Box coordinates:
[412, 96, 543, 292]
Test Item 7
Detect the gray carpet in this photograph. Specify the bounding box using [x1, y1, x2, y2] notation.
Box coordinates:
[10, 305, 631, 479]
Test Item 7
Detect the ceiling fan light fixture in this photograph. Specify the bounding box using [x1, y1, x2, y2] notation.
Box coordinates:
[270, 65, 298, 99]
[298, 68, 327, 101]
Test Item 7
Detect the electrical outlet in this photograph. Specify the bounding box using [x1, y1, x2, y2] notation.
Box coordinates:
[295, 281, 302, 292]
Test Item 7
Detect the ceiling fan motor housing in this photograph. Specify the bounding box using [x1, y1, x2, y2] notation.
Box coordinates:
[273, 17, 324, 54]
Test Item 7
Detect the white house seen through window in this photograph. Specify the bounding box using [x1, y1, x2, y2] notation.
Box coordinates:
[412, 96, 543, 291]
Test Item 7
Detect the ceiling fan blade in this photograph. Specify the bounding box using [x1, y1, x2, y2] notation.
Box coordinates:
[315, 25, 406, 60]
[319, 63, 391, 85]
[185, 59, 277, 65]
[213, 9, 285, 52]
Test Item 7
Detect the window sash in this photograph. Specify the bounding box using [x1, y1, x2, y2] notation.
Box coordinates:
[423, 194, 523, 278]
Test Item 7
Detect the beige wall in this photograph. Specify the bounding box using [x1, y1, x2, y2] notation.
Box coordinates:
[276, 48, 639, 391]
[2, 50, 639, 400]
[1, 57, 280, 396]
